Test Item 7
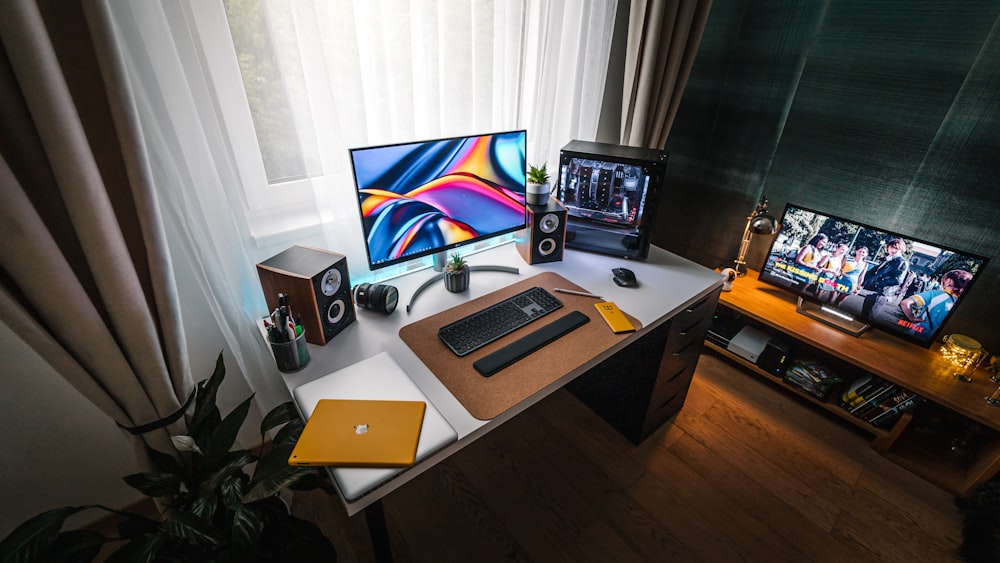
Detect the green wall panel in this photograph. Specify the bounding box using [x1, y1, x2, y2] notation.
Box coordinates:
[655, 0, 1000, 350]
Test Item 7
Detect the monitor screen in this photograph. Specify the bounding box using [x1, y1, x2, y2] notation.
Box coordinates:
[758, 203, 989, 347]
[350, 131, 527, 270]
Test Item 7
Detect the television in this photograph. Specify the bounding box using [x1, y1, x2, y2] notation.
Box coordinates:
[349, 130, 527, 271]
[758, 203, 988, 348]
[555, 140, 667, 260]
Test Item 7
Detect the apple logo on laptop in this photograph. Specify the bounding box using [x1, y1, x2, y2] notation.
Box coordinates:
[354, 424, 369, 435]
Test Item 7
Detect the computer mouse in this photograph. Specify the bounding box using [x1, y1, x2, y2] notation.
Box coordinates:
[612, 267, 638, 287]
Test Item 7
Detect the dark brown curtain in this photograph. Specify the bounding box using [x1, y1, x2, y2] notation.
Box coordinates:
[0, 0, 191, 459]
[621, 0, 713, 149]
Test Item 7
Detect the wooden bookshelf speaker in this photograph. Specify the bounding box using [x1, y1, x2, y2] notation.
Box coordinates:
[516, 198, 567, 265]
[256, 245, 356, 345]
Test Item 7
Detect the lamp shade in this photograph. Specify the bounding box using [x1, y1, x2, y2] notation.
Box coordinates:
[749, 213, 778, 235]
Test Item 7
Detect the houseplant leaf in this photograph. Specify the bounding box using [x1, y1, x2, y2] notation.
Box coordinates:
[45, 529, 106, 563]
[228, 503, 261, 557]
[123, 472, 182, 498]
[189, 352, 226, 440]
[260, 401, 300, 435]
[203, 395, 254, 467]
[103, 533, 164, 563]
[0, 505, 99, 563]
[162, 511, 225, 547]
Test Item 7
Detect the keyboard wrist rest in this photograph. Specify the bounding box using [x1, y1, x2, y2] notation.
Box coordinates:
[473, 311, 590, 377]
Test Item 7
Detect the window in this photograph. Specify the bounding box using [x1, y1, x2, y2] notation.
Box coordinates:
[188, 0, 617, 245]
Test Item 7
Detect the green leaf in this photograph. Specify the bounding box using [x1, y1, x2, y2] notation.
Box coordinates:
[162, 511, 225, 547]
[229, 504, 261, 557]
[249, 440, 295, 489]
[187, 490, 220, 522]
[218, 471, 250, 510]
[143, 447, 182, 475]
[246, 463, 315, 504]
[116, 513, 160, 539]
[260, 401, 300, 435]
[123, 472, 182, 498]
[189, 352, 226, 438]
[45, 529, 107, 563]
[0, 505, 101, 563]
[286, 469, 335, 494]
[203, 395, 254, 467]
[269, 418, 304, 449]
[104, 533, 164, 563]
[260, 513, 337, 562]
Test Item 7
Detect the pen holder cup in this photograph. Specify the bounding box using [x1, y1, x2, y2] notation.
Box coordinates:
[271, 329, 310, 372]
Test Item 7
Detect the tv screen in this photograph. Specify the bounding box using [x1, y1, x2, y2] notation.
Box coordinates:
[350, 131, 527, 270]
[758, 203, 988, 347]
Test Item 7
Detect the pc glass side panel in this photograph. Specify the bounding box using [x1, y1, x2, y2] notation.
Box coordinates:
[556, 140, 668, 260]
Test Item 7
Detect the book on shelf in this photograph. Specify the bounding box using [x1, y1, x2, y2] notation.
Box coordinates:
[783, 359, 842, 400]
[840, 375, 878, 407]
[848, 382, 898, 416]
[857, 388, 914, 421]
[869, 395, 925, 428]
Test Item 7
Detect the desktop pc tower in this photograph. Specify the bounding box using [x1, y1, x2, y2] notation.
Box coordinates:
[556, 140, 668, 260]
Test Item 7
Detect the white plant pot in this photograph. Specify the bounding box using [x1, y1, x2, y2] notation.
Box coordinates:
[526, 182, 550, 206]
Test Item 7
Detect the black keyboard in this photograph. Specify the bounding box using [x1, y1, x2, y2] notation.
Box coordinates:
[438, 286, 563, 356]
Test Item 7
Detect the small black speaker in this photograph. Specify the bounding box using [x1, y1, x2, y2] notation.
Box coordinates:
[516, 198, 567, 265]
[256, 245, 356, 345]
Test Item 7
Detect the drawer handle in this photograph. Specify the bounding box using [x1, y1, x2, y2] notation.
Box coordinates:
[678, 319, 701, 336]
[664, 365, 686, 383]
[659, 391, 680, 409]
[672, 339, 695, 356]
[685, 297, 709, 314]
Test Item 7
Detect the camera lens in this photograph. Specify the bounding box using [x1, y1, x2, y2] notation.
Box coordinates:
[352, 283, 398, 315]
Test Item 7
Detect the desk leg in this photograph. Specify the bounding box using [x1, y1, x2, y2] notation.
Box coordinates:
[364, 499, 393, 563]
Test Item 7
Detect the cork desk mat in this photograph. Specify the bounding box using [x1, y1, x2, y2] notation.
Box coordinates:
[399, 272, 642, 420]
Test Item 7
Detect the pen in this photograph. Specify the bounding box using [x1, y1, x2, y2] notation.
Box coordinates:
[554, 288, 603, 299]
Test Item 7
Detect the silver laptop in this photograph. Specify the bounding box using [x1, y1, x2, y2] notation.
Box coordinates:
[291, 351, 458, 501]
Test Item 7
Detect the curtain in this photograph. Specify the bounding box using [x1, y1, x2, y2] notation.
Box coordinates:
[224, 0, 618, 258]
[0, 0, 191, 460]
[522, 0, 620, 167]
[621, 0, 712, 149]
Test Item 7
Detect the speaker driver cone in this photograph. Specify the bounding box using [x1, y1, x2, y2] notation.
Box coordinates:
[538, 238, 556, 256]
[539, 213, 560, 234]
[327, 298, 346, 324]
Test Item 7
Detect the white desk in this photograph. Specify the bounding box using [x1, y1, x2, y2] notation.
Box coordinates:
[280, 242, 722, 518]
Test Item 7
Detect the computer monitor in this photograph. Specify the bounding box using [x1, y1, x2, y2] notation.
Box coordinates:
[349, 130, 527, 271]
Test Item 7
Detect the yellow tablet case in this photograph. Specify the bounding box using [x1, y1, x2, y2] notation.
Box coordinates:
[288, 399, 426, 467]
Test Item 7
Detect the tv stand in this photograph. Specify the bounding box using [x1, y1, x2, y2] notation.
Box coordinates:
[405, 265, 520, 313]
[709, 270, 1000, 496]
[795, 297, 871, 336]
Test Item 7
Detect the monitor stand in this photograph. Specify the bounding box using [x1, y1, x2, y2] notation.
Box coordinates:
[405, 264, 520, 313]
[795, 297, 870, 336]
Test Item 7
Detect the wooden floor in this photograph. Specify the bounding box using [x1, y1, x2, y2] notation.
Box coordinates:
[293, 353, 963, 562]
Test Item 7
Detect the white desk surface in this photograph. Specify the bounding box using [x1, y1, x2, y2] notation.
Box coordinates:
[279, 242, 722, 515]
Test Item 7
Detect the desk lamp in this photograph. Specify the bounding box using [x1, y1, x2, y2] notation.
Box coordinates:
[733, 195, 778, 277]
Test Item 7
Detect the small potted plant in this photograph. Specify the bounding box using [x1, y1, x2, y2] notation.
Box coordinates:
[443, 253, 470, 292]
[526, 163, 550, 206]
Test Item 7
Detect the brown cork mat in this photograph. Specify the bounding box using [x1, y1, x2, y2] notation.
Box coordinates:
[399, 272, 642, 420]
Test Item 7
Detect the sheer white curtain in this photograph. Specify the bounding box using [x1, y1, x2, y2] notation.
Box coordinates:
[102, 0, 617, 410]
[246, 0, 618, 257]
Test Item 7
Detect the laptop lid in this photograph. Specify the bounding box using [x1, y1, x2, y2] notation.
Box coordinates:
[291, 351, 458, 501]
[289, 399, 426, 468]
